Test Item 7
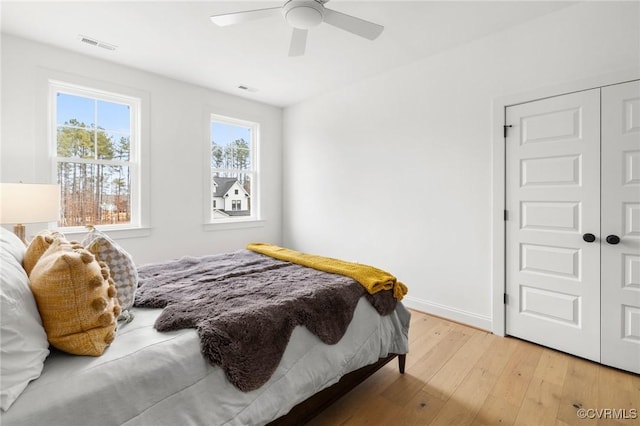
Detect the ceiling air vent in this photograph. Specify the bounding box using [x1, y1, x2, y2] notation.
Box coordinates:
[78, 35, 117, 51]
[237, 84, 258, 93]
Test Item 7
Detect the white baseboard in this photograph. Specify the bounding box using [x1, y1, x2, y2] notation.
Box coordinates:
[402, 295, 492, 332]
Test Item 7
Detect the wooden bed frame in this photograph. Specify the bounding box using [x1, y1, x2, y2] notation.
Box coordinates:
[269, 353, 406, 425]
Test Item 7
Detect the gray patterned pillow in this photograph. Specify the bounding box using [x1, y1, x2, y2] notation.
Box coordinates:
[83, 226, 137, 322]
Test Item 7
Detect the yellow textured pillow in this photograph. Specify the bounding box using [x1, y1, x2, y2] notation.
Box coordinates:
[29, 238, 121, 356]
[23, 230, 64, 277]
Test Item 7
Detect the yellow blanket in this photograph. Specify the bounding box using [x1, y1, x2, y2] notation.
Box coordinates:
[246, 243, 408, 301]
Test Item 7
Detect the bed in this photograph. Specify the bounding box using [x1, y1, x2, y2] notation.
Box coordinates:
[0, 229, 410, 426]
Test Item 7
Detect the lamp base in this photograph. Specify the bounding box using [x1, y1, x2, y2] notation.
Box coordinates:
[13, 224, 26, 245]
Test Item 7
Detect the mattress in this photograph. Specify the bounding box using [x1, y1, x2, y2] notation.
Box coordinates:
[1, 297, 410, 426]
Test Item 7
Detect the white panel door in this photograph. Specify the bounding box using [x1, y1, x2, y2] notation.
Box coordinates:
[505, 89, 601, 361]
[601, 80, 640, 373]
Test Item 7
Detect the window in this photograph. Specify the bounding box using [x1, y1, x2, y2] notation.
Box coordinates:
[209, 115, 258, 221]
[51, 81, 141, 229]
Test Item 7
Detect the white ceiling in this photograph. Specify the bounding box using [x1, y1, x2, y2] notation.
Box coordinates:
[1, 1, 575, 107]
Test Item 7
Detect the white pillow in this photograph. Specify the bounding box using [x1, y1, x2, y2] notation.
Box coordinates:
[0, 228, 50, 411]
[0, 227, 26, 264]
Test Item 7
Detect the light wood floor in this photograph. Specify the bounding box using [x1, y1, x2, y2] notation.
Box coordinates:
[308, 309, 640, 426]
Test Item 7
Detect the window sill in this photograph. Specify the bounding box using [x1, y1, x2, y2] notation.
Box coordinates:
[203, 219, 265, 232]
[61, 226, 152, 240]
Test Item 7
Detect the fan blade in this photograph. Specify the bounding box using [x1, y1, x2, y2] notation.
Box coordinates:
[323, 8, 383, 40]
[288, 28, 308, 57]
[210, 7, 281, 27]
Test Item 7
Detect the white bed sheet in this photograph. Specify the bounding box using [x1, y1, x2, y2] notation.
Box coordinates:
[1, 298, 410, 426]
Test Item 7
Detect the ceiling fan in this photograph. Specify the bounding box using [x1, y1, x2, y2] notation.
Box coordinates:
[209, 0, 384, 57]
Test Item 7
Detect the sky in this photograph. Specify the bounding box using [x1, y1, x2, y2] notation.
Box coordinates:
[57, 92, 249, 150]
[211, 121, 251, 149]
[57, 93, 130, 133]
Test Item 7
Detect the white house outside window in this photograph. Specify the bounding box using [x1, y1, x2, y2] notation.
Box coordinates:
[209, 114, 258, 221]
[51, 81, 141, 230]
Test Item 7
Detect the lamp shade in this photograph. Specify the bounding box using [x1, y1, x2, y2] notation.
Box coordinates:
[0, 183, 60, 224]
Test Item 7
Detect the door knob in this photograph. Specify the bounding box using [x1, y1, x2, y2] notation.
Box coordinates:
[583, 233, 596, 243]
[606, 235, 620, 245]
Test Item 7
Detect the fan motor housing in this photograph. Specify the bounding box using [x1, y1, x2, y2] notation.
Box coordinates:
[283, 0, 324, 29]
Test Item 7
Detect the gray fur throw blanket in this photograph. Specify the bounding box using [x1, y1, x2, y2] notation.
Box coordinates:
[134, 249, 396, 392]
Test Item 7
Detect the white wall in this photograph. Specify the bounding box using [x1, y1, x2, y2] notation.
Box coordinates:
[282, 1, 640, 330]
[1, 35, 283, 264]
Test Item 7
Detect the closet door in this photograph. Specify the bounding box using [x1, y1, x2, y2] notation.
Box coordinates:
[505, 89, 601, 361]
[601, 80, 640, 374]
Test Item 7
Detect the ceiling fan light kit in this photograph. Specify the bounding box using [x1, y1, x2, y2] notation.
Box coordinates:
[209, 0, 383, 57]
[284, 0, 324, 29]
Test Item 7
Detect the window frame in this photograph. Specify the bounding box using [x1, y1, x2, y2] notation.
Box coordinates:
[205, 113, 261, 226]
[49, 79, 144, 234]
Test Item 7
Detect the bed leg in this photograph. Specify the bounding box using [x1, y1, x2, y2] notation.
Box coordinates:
[398, 354, 406, 374]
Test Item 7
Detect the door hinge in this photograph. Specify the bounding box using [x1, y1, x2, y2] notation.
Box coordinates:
[504, 210, 508, 221]
[504, 124, 513, 138]
[504, 293, 508, 304]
